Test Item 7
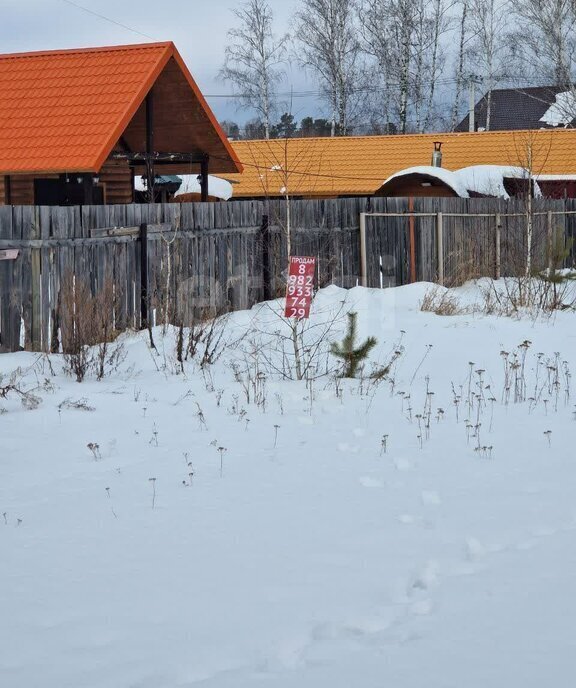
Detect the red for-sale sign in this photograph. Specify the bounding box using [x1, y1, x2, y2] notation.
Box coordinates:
[284, 256, 316, 319]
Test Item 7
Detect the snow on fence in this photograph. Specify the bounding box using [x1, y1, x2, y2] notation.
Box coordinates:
[0, 197, 575, 353]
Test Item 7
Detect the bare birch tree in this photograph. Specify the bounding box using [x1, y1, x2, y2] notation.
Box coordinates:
[294, 0, 362, 135]
[510, 0, 576, 85]
[450, 0, 470, 129]
[220, 0, 287, 139]
[420, 0, 452, 131]
[509, 0, 576, 125]
[358, 0, 415, 133]
[358, 0, 451, 133]
[466, 0, 508, 130]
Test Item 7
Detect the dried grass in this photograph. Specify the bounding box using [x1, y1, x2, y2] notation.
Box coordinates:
[58, 273, 125, 382]
[420, 286, 466, 316]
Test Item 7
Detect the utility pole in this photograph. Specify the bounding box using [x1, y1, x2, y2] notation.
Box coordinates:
[468, 74, 482, 132]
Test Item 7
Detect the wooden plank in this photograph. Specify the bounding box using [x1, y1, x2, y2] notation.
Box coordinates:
[11, 209, 27, 349]
[0, 206, 13, 351]
[90, 225, 140, 238]
[147, 222, 175, 235]
[39, 207, 52, 352]
[28, 207, 42, 350]
[436, 212, 444, 286]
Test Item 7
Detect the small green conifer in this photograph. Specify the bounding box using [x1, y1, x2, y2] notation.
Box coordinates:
[330, 312, 377, 378]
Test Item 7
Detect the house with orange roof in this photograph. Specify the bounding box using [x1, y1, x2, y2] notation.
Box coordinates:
[224, 129, 576, 200]
[0, 42, 241, 206]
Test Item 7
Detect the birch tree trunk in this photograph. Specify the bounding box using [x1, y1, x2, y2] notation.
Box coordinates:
[423, 0, 444, 131]
[220, 0, 287, 139]
[294, 0, 362, 137]
[451, 1, 469, 130]
[467, 0, 506, 131]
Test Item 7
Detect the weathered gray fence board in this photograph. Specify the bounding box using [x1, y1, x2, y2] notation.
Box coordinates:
[1, 198, 575, 353]
[0, 208, 14, 352]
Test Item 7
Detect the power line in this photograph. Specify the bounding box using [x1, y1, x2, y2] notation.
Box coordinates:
[205, 78, 462, 99]
[59, 0, 155, 41]
[204, 75, 562, 100]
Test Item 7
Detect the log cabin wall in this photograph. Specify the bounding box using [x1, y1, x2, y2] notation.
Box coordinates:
[8, 176, 35, 205]
[0, 175, 53, 205]
[99, 157, 133, 204]
[0, 158, 132, 206]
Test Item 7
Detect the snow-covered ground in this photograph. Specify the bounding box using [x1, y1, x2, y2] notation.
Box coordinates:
[2, 282, 576, 688]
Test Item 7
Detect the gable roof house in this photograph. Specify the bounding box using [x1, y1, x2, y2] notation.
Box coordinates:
[225, 129, 576, 200]
[455, 86, 576, 132]
[0, 42, 241, 206]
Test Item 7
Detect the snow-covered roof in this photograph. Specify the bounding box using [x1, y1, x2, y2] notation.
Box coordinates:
[134, 175, 233, 200]
[533, 174, 576, 181]
[454, 165, 533, 199]
[381, 165, 470, 197]
[539, 91, 576, 127]
[175, 175, 233, 200]
[380, 164, 542, 199]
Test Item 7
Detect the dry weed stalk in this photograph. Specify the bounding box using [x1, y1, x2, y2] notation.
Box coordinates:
[420, 286, 466, 316]
[59, 272, 125, 382]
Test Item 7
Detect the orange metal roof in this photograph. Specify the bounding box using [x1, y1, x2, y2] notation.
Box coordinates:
[226, 129, 576, 197]
[0, 42, 241, 175]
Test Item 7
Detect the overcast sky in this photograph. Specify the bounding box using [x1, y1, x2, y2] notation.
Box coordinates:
[3, 0, 317, 125]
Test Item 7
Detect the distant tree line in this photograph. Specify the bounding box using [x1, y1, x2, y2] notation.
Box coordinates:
[219, 113, 375, 140]
[218, 0, 576, 137]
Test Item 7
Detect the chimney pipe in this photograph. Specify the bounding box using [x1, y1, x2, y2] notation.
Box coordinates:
[431, 141, 443, 167]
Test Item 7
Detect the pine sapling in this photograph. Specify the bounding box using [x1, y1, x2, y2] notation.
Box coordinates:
[330, 312, 377, 378]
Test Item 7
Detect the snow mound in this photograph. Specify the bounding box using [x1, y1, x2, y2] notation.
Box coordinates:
[134, 175, 233, 200]
[1, 282, 576, 688]
[381, 165, 541, 198]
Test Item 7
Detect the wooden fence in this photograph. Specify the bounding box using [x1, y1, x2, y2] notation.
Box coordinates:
[0, 197, 575, 353]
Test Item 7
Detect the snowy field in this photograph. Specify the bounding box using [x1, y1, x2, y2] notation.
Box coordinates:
[2, 281, 576, 688]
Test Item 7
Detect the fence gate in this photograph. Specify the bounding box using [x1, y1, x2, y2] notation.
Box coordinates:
[360, 203, 576, 289]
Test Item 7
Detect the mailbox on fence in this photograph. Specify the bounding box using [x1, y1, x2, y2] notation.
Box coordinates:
[0, 249, 19, 261]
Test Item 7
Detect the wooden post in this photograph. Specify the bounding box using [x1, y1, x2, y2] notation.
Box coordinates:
[145, 90, 154, 203]
[468, 76, 476, 132]
[259, 213, 272, 300]
[200, 156, 209, 202]
[408, 197, 416, 283]
[130, 167, 136, 204]
[359, 212, 367, 287]
[4, 176, 11, 205]
[82, 174, 94, 206]
[436, 211, 444, 286]
[31, 253, 42, 350]
[495, 213, 502, 279]
[139, 223, 149, 328]
[547, 209, 554, 274]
